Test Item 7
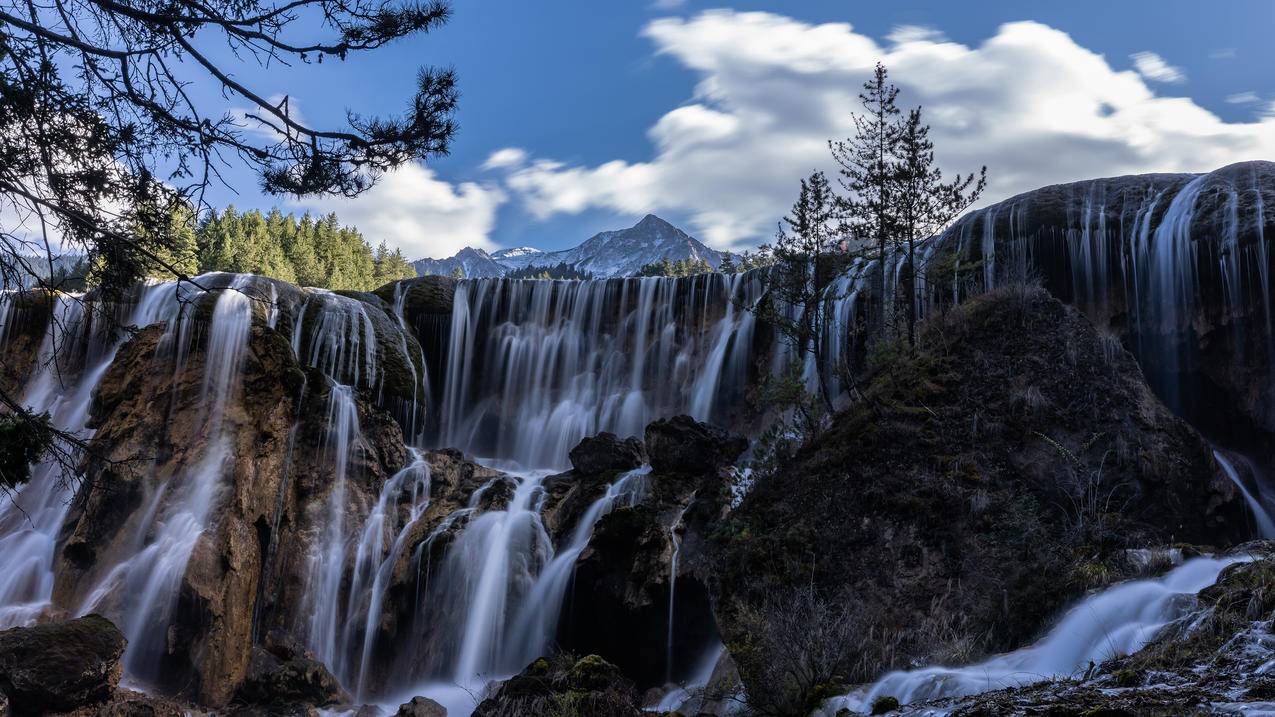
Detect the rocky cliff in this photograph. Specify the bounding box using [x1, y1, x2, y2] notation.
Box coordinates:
[714, 287, 1248, 715]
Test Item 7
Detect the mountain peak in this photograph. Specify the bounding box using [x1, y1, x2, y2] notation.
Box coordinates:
[634, 213, 678, 231]
[414, 215, 725, 278]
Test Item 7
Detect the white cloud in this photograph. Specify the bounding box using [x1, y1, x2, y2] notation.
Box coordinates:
[482, 147, 529, 170]
[292, 163, 505, 260]
[490, 11, 1275, 248]
[1130, 51, 1186, 84]
[650, 0, 686, 9]
[1226, 91, 1261, 105]
[887, 25, 946, 45]
[1210, 48, 1237, 60]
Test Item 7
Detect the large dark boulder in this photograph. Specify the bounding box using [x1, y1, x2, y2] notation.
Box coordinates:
[644, 416, 747, 475]
[472, 654, 640, 717]
[394, 695, 447, 717]
[569, 432, 647, 475]
[234, 632, 348, 709]
[0, 614, 126, 715]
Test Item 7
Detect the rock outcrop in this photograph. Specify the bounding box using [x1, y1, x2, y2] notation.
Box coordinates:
[472, 654, 642, 717]
[552, 417, 745, 688]
[714, 287, 1248, 714]
[48, 295, 410, 705]
[233, 632, 347, 711]
[0, 614, 125, 715]
[928, 160, 1275, 461]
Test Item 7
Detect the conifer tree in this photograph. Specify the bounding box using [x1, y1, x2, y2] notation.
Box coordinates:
[892, 108, 986, 344]
[830, 62, 901, 331]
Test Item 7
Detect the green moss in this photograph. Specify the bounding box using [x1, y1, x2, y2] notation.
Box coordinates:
[871, 695, 900, 714]
[1113, 668, 1142, 688]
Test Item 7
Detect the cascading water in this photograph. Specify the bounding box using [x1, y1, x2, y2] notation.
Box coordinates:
[821, 555, 1251, 714]
[666, 500, 691, 683]
[439, 274, 764, 468]
[505, 466, 652, 665]
[1215, 450, 1275, 539]
[78, 276, 255, 681]
[0, 280, 191, 633]
[302, 382, 368, 673]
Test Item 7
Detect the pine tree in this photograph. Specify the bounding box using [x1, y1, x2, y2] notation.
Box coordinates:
[719, 254, 738, 274]
[757, 171, 842, 412]
[892, 108, 986, 344]
[830, 62, 902, 332]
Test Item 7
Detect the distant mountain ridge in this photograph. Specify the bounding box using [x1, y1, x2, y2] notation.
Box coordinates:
[412, 214, 728, 278]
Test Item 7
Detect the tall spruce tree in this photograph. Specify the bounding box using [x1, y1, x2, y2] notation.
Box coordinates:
[830, 62, 901, 332]
[892, 108, 986, 344]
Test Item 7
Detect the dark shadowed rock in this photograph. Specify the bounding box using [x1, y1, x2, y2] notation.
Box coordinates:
[472, 654, 640, 717]
[234, 635, 347, 709]
[569, 432, 647, 475]
[644, 416, 747, 475]
[714, 288, 1249, 715]
[0, 614, 125, 715]
[394, 695, 447, 717]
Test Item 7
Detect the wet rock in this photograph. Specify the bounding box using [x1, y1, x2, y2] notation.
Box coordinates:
[552, 422, 734, 689]
[79, 690, 194, 717]
[644, 416, 747, 475]
[930, 160, 1275, 460]
[234, 639, 348, 709]
[393, 696, 447, 717]
[569, 432, 647, 475]
[472, 654, 641, 717]
[0, 614, 125, 715]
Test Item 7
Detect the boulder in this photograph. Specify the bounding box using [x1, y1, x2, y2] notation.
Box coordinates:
[472, 654, 640, 717]
[568, 432, 647, 476]
[644, 416, 747, 475]
[234, 639, 347, 709]
[393, 695, 447, 717]
[0, 614, 125, 715]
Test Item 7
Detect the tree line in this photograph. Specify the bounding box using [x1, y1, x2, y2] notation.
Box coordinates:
[49, 206, 418, 292]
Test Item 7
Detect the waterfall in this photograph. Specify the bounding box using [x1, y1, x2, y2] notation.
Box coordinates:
[446, 470, 553, 681]
[0, 293, 90, 628]
[302, 382, 368, 673]
[346, 450, 432, 699]
[77, 276, 255, 682]
[438, 275, 763, 469]
[505, 466, 652, 665]
[666, 500, 691, 683]
[1215, 450, 1275, 539]
[821, 555, 1250, 713]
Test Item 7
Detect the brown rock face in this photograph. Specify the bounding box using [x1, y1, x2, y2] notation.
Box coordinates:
[0, 614, 125, 715]
[48, 307, 409, 706]
[235, 636, 348, 710]
[472, 654, 641, 717]
[393, 695, 447, 717]
[0, 289, 54, 399]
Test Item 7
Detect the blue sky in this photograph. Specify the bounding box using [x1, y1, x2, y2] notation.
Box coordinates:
[201, 1, 1275, 259]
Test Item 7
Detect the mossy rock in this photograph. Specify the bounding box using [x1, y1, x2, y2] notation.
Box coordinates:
[871, 695, 900, 714]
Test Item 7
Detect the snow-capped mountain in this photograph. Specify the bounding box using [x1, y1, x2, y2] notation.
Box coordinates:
[412, 215, 727, 278]
[412, 246, 508, 278]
